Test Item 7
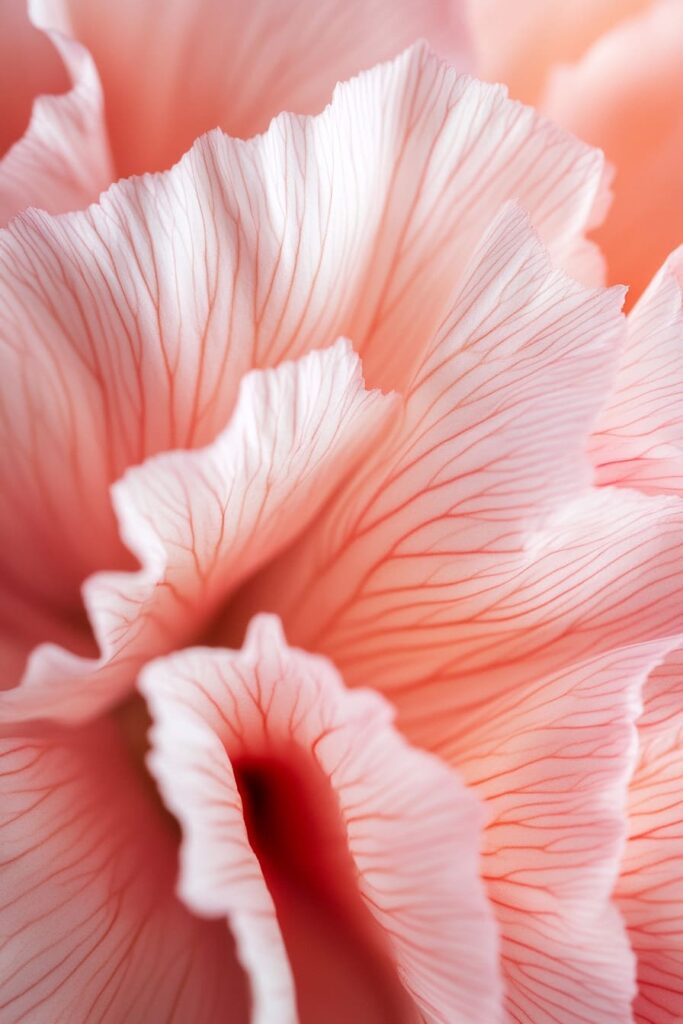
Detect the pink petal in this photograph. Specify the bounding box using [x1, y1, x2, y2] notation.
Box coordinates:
[468, 0, 650, 105]
[141, 615, 503, 1024]
[234, 203, 625, 692]
[0, 1, 112, 225]
[543, 0, 683, 303]
[1, 45, 609, 690]
[39, 0, 472, 177]
[617, 646, 683, 1024]
[441, 641, 678, 1023]
[4, 343, 394, 722]
[591, 247, 683, 493]
[0, 718, 249, 1023]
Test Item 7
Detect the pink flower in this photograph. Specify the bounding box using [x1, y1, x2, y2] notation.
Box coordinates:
[1, 4, 683, 1023]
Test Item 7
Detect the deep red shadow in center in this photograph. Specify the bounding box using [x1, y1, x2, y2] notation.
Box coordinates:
[234, 750, 416, 1024]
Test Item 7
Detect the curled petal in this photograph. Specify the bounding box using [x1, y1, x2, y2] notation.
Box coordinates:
[0, 45, 610, 689]
[0, 720, 249, 1023]
[0, 1, 112, 225]
[235, 203, 625, 693]
[4, 343, 394, 722]
[141, 615, 503, 1024]
[591, 247, 683, 493]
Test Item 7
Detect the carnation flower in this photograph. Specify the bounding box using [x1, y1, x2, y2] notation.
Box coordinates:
[1, 2, 682, 1023]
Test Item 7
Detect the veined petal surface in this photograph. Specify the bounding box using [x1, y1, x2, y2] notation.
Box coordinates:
[4, 343, 393, 722]
[591, 247, 683, 493]
[0, 45, 611, 701]
[141, 615, 503, 1024]
[0, 0, 112, 225]
[0, 719, 249, 1023]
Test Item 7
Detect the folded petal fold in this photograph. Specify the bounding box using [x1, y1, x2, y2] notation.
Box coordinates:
[0, 719, 249, 1023]
[141, 615, 503, 1024]
[0, 0, 112, 225]
[5, 342, 392, 723]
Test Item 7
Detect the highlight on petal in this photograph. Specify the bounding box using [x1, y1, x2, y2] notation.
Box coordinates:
[0, 44, 611, 695]
[39, 0, 473, 177]
[543, 0, 683, 302]
[141, 615, 503, 1024]
[617, 646, 683, 1024]
[232, 202, 625, 694]
[3, 342, 394, 723]
[0, 719, 249, 1023]
[436, 639, 679, 1023]
[0, 0, 112, 225]
[591, 247, 683, 493]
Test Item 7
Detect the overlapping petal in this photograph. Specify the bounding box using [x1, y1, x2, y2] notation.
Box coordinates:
[0, 719, 249, 1023]
[38, 0, 473, 178]
[0, 44, 611, 701]
[468, 0, 650, 106]
[591, 247, 683, 493]
[439, 641, 678, 1023]
[4, 342, 392, 722]
[0, 0, 112, 225]
[543, 0, 683, 302]
[141, 615, 503, 1024]
[233, 203, 629, 700]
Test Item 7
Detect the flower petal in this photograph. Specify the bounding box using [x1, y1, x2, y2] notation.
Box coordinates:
[438, 641, 678, 1023]
[0, 1, 112, 225]
[0, 719, 249, 1023]
[544, 0, 683, 302]
[234, 203, 625, 692]
[469, 0, 650, 105]
[591, 247, 683, 493]
[0, 45, 610, 685]
[40, 0, 472, 177]
[4, 343, 394, 722]
[141, 614, 503, 1024]
[617, 646, 683, 1024]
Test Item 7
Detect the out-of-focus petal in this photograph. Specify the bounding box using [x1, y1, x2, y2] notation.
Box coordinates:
[0, 0, 112, 225]
[234, 203, 626, 690]
[3, 344, 394, 722]
[438, 641, 678, 1023]
[468, 0, 650, 105]
[0, 719, 249, 1023]
[141, 615, 503, 1024]
[39, 0, 473, 177]
[544, 0, 683, 303]
[591, 247, 683, 492]
[617, 646, 683, 1024]
[0, 45, 609, 685]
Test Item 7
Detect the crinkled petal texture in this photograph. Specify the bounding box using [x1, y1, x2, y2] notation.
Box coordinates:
[141, 615, 503, 1024]
[38, 0, 472, 177]
[234, 203, 637, 700]
[0, 0, 112, 225]
[4, 343, 393, 722]
[591, 247, 683, 493]
[617, 647, 683, 1024]
[0, 45, 611, 709]
[0, 719, 250, 1024]
[440, 640, 678, 1023]
[543, 0, 683, 302]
